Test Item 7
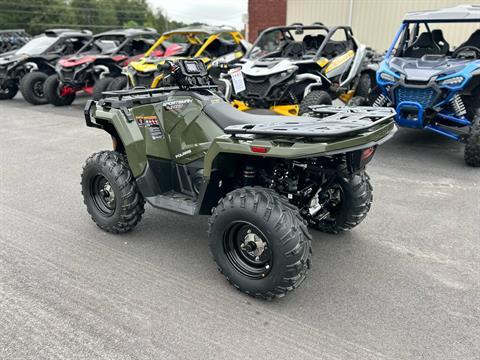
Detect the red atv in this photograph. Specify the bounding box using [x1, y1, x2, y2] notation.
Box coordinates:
[44, 28, 181, 106]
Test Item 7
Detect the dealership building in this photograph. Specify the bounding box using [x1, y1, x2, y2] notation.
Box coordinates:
[247, 0, 476, 51]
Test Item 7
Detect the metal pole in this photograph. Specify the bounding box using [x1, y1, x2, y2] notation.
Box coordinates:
[348, 0, 354, 26]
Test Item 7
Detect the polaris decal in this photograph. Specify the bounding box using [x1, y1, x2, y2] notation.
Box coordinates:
[175, 149, 192, 159]
[135, 115, 164, 140]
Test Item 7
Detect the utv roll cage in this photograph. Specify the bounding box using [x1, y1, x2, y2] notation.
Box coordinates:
[386, 5, 480, 59]
[246, 23, 357, 61]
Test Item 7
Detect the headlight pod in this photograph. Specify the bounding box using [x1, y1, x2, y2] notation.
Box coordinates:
[439, 76, 464, 87]
[379, 71, 397, 83]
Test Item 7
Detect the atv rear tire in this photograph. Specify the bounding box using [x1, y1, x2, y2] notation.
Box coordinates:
[0, 84, 18, 100]
[81, 151, 145, 233]
[355, 72, 374, 98]
[347, 96, 368, 106]
[44, 75, 76, 106]
[465, 113, 480, 167]
[93, 77, 114, 100]
[312, 172, 372, 234]
[208, 187, 312, 300]
[108, 76, 128, 91]
[299, 90, 332, 115]
[20, 72, 48, 105]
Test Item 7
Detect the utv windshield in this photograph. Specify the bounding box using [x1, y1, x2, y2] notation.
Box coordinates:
[15, 35, 58, 55]
[393, 21, 480, 59]
[78, 35, 126, 55]
[247, 28, 329, 60]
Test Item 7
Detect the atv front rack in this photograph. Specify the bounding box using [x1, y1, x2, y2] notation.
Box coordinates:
[224, 106, 396, 138]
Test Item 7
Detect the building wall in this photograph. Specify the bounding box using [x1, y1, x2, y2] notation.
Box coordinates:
[247, 0, 287, 42]
[286, 0, 476, 51]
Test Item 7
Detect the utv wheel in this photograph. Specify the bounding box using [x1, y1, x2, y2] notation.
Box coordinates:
[81, 151, 145, 233]
[465, 113, 480, 167]
[208, 187, 312, 300]
[347, 96, 368, 107]
[20, 72, 48, 105]
[312, 172, 372, 234]
[299, 90, 332, 115]
[93, 77, 114, 100]
[44, 75, 76, 106]
[108, 76, 128, 91]
[0, 84, 18, 100]
[355, 72, 374, 98]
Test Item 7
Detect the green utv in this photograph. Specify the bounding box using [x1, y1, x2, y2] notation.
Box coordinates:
[82, 59, 397, 299]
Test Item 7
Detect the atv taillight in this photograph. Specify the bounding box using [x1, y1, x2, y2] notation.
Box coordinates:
[361, 146, 376, 161]
[250, 146, 269, 154]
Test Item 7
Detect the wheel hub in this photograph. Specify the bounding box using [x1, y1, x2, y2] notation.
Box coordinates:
[241, 230, 266, 260]
[100, 183, 115, 207]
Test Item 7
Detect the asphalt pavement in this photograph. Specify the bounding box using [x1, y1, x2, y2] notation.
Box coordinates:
[0, 94, 479, 359]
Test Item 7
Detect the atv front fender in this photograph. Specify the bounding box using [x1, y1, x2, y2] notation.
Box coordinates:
[85, 101, 148, 177]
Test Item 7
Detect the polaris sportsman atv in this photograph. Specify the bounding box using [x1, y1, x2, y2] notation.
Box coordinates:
[0, 29, 91, 104]
[0, 29, 31, 54]
[223, 23, 374, 116]
[44, 28, 162, 106]
[81, 59, 397, 299]
[374, 5, 480, 166]
[109, 26, 250, 92]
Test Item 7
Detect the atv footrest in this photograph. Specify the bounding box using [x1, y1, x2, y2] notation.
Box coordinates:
[146, 191, 197, 215]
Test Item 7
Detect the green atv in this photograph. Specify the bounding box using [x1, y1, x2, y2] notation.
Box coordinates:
[82, 59, 397, 299]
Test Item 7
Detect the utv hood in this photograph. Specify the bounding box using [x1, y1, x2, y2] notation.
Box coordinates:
[387, 56, 477, 81]
[242, 58, 298, 77]
[58, 53, 128, 68]
[0, 52, 29, 67]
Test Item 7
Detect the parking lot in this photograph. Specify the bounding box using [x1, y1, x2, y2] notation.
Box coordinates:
[0, 95, 478, 359]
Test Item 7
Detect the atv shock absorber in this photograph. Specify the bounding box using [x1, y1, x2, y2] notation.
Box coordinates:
[450, 94, 466, 117]
[373, 94, 387, 107]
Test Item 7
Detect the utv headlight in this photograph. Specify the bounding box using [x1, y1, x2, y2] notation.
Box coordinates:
[439, 76, 464, 86]
[379, 72, 397, 83]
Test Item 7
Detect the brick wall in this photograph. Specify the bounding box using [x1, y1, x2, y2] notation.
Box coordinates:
[247, 0, 287, 43]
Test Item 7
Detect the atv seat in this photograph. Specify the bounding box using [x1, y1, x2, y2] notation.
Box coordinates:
[432, 30, 449, 54]
[203, 102, 315, 130]
[458, 29, 480, 50]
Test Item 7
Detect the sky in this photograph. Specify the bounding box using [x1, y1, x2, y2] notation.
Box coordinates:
[148, 0, 248, 29]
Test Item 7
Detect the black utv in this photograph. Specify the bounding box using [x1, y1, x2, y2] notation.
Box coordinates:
[0, 29, 92, 104]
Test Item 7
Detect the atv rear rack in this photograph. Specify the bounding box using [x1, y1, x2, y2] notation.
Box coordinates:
[224, 106, 396, 138]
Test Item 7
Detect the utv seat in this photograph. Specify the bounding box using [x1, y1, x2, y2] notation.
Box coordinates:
[432, 29, 449, 54]
[458, 29, 480, 50]
[203, 102, 315, 130]
[404, 32, 441, 57]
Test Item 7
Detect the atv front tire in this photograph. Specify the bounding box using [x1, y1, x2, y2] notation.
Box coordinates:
[108, 76, 128, 91]
[44, 75, 76, 106]
[0, 84, 18, 100]
[465, 113, 480, 167]
[299, 90, 332, 115]
[208, 187, 312, 300]
[355, 72, 374, 98]
[93, 77, 114, 100]
[312, 172, 372, 234]
[81, 151, 145, 233]
[20, 72, 48, 105]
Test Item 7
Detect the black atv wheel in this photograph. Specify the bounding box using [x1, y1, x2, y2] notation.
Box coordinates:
[108, 76, 128, 91]
[81, 151, 145, 233]
[355, 72, 374, 98]
[312, 172, 372, 234]
[347, 96, 368, 106]
[20, 72, 48, 105]
[0, 84, 18, 100]
[209, 187, 312, 300]
[44, 75, 76, 106]
[299, 90, 332, 115]
[465, 113, 480, 167]
[93, 77, 114, 101]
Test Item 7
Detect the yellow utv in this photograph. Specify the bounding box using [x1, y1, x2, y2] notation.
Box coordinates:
[222, 23, 376, 116]
[109, 26, 250, 91]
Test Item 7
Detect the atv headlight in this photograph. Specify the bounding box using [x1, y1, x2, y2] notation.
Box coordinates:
[379, 72, 397, 83]
[439, 76, 464, 86]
